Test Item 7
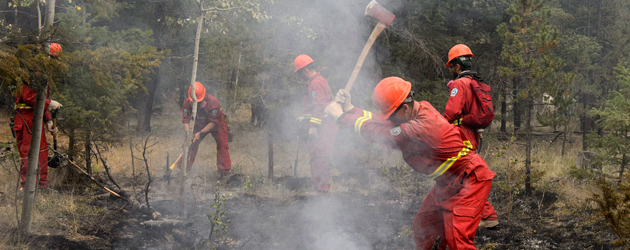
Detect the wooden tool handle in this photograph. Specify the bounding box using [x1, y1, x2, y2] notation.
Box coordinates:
[344, 22, 387, 92]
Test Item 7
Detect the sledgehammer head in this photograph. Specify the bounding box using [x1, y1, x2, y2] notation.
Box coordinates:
[365, 0, 395, 26]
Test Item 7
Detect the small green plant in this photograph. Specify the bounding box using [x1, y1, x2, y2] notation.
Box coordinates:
[208, 182, 230, 248]
[243, 176, 253, 193]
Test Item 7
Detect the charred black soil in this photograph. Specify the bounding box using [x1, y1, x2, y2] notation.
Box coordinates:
[3, 178, 622, 250]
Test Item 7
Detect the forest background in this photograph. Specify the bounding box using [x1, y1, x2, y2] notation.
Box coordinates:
[2, 0, 630, 249]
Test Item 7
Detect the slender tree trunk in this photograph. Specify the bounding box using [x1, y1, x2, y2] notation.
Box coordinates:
[513, 76, 521, 132]
[180, 6, 204, 217]
[68, 128, 75, 161]
[136, 3, 165, 132]
[562, 121, 568, 157]
[136, 72, 159, 132]
[18, 84, 47, 235]
[20, 0, 55, 235]
[620, 127, 627, 184]
[525, 95, 532, 196]
[37, 1, 41, 36]
[582, 92, 588, 150]
[85, 132, 92, 176]
[501, 82, 507, 133]
[596, 0, 602, 42]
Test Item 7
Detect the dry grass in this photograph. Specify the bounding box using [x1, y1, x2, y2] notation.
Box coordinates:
[0, 103, 610, 248]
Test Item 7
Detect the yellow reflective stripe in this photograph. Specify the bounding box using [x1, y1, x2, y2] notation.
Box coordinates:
[453, 118, 463, 126]
[14, 103, 32, 109]
[427, 144, 472, 180]
[310, 117, 322, 125]
[463, 140, 472, 149]
[354, 110, 373, 134]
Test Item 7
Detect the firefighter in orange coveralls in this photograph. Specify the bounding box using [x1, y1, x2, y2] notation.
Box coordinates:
[294, 55, 338, 192]
[325, 77, 495, 250]
[175, 81, 231, 174]
[444, 44, 499, 229]
[14, 43, 63, 189]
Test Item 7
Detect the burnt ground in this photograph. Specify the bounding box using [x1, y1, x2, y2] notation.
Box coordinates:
[3, 175, 622, 250]
[20, 179, 620, 250]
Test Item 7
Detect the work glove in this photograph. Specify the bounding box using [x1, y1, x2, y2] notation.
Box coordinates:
[48, 100, 62, 111]
[308, 127, 318, 140]
[324, 102, 344, 120]
[46, 121, 58, 135]
[334, 89, 354, 112]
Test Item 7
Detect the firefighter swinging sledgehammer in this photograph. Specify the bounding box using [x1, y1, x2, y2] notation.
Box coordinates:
[167, 82, 231, 178]
[325, 77, 496, 250]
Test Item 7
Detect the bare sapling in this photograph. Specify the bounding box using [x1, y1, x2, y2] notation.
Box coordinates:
[140, 133, 159, 211]
[93, 142, 121, 190]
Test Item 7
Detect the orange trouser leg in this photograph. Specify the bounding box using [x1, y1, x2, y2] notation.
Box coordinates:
[212, 122, 231, 174]
[482, 201, 498, 220]
[16, 126, 49, 188]
[413, 171, 492, 250]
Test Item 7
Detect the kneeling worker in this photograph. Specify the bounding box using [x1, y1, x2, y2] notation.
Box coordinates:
[325, 77, 495, 250]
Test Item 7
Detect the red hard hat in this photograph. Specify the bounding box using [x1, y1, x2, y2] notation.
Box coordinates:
[50, 43, 62, 56]
[293, 54, 313, 73]
[372, 77, 412, 119]
[446, 44, 473, 67]
[188, 81, 206, 102]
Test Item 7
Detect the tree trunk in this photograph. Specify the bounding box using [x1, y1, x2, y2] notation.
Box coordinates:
[85, 132, 92, 176]
[136, 3, 165, 132]
[582, 92, 588, 150]
[180, 6, 204, 217]
[525, 95, 532, 196]
[620, 127, 627, 184]
[596, 0, 602, 42]
[501, 82, 507, 133]
[68, 128, 75, 161]
[513, 76, 521, 132]
[18, 84, 48, 235]
[136, 73, 159, 132]
[20, 0, 55, 235]
[561, 121, 568, 157]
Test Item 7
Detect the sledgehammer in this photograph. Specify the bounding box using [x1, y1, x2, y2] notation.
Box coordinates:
[344, 0, 395, 92]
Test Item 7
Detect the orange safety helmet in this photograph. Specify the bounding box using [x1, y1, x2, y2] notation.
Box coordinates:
[50, 43, 62, 56]
[188, 81, 206, 102]
[446, 44, 473, 67]
[372, 77, 412, 119]
[293, 54, 314, 73]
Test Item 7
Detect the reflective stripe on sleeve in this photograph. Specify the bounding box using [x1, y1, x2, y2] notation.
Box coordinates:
[354, 110, 373, 134]
[453, 118, 463, 126]
[310, 117, 322, 125]
[427, 140, 473, 180]
[15, 103, 32, 109]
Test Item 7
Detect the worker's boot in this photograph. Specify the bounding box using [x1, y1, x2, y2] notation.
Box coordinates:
[478, 219, 499, 230]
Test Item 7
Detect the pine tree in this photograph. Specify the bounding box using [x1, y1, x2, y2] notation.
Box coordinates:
[497, 0, 572, 195]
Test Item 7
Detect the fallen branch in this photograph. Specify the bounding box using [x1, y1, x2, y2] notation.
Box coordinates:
[49, 148, 128, 201]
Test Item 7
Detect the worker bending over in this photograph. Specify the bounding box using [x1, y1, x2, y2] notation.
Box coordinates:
[174, 81, 231, 175]
[325, 77, 495, 250]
